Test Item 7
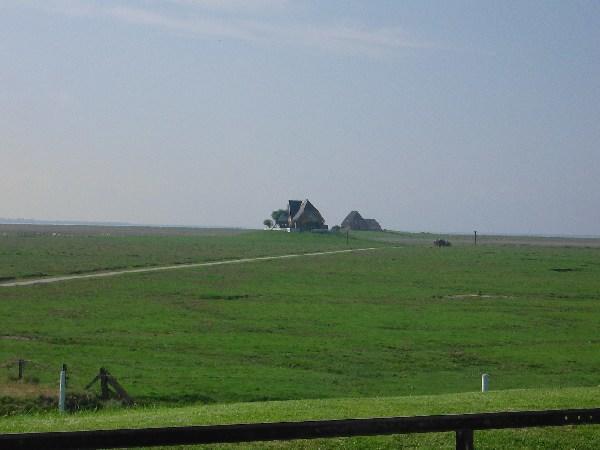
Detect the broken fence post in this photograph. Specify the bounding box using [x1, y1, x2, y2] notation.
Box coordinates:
[86, 367, 134, 406]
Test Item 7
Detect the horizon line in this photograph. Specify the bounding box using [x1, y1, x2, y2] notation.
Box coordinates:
[1, 218, 598, 239]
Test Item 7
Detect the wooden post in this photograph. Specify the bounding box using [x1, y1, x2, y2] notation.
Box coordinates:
[474, 230, 477, 246]
[18, 359, 25, 380]
[346, 230, 349, 245]
[100, 368, 110, 400]
[106, 373, 134, 406]
[86, 367, 134, 405]
[456, 429, 474, 450]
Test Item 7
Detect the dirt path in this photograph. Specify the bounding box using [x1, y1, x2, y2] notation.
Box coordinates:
[0, 247, 388, 287]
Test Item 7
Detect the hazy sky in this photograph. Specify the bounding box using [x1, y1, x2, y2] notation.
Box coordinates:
[1, 1, 599, 234]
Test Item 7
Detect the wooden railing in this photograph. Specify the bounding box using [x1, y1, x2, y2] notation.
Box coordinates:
[1, 407, 599, 449]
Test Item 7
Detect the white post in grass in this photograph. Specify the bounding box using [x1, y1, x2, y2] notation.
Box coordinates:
[59, 364, 67, 413]
[481, 373, 489, 392]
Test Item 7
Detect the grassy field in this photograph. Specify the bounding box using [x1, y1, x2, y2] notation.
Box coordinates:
[1, 387, 599, 448]
[0, 226, 379, 281]
[2, 224, 596, 282]
[354, 229, 600, 248]
[1, 225, 599, 447]
[1, 228, 599, 400]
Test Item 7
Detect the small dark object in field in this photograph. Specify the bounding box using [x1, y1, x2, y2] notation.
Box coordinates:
[434, 239, 451, 247]
[551, 268, 580, 272]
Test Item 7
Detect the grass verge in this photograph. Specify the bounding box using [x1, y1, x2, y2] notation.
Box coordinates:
[1, 387, 599, 448]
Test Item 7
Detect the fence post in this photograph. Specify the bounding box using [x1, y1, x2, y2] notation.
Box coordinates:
[100, 368, 110, 400]
[456, 429, 474, 450]
[58, 364, 67, 413]
[481, 373, 489, 392]
[18, 359, 25, 380]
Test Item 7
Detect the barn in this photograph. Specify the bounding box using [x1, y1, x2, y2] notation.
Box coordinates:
[276, 199, 327, 231]
[341, 211, 382, 231]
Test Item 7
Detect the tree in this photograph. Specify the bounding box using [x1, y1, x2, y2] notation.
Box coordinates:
[271, 209, 287, 223]
[263, 219, 273, 228]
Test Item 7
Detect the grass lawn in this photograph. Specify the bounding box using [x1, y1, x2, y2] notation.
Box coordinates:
[1, 387, 599, 448]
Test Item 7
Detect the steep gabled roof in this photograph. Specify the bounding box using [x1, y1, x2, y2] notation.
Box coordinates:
[341, 211, 364, 229]
[341, 211, 382, 231]
[292, 199, 324, 224]
[288, 200, 302, 219]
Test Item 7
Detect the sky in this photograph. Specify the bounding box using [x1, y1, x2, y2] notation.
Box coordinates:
[1, 1, 599, 235]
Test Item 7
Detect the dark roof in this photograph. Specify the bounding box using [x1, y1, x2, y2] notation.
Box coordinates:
[341, 211, 363, 229]
[363, 219, 382, 231]
[292, 199, 324, 224]
[341, 211, 382, 231]
[288, 200, 302, 219]
[276, 199, 326, 230]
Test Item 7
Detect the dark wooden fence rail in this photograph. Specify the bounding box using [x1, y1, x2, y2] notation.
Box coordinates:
[1, 407, 599, 450]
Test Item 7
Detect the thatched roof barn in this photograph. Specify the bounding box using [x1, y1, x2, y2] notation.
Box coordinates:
[341, 211, 382, 231]
[279, 199, 327, 231]
[341, 211, 364, 230]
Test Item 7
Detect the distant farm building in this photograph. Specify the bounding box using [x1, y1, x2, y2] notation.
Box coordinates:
[341, 211, 382, 231]
[275, 199, 327, 231]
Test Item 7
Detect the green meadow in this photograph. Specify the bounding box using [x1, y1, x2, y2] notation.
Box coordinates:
[1, 227, 599, 447]
[0, 228, 371, 281]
